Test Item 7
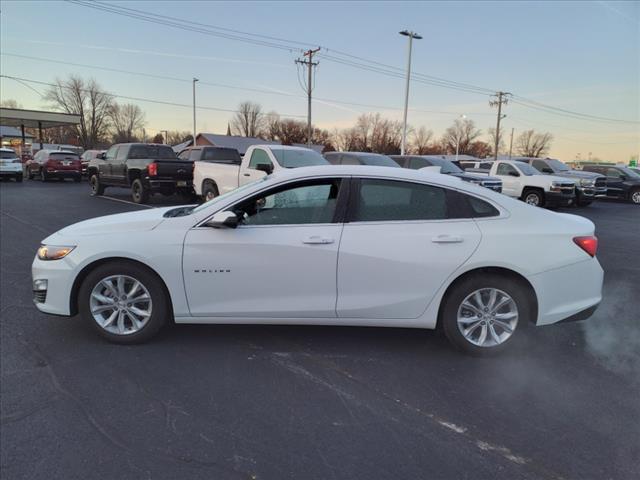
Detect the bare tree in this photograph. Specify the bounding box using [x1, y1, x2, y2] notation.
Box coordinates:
[231, 101, 264, 137]
[108, 102, 146, 143]
[487, 128, 505, 156]
[467, 141, 493, 159]
[262, 111, 281, 140]
[441, 118, 481, 154]
[150, 133, 164, 144]
[515, 130, 553, 157]
[0, 99, 22, 108]
[44, 76, 112, 148]
[166, 130, 192, 145]
[411, 126, 434, 154]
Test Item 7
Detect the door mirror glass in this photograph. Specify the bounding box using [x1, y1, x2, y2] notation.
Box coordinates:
[255, 163, 273, 175]
[205, 211, 238, 229]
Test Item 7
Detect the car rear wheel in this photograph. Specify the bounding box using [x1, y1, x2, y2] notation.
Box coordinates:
[202, 180, 219, 202]
[131, 178, 149, 204]
[79, 261, 170, 344]
[630, 189, 640, 205]
[89, 174, 105, 196]
[441, 274, 530, 355]
[522, 188, 544, 207]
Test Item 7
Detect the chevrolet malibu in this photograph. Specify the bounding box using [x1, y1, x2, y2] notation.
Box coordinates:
[32, 166, 603, 354]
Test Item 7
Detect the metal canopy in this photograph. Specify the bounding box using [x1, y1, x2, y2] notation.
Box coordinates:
[0, 107, 81, 129]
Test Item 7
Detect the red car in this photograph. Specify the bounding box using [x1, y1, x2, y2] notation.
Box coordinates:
[27, 149, 82, 182]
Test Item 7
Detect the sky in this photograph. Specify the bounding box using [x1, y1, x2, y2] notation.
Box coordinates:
[1, 0, 638, 162]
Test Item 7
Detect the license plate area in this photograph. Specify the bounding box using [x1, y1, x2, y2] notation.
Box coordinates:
[177, 180, 187, 187]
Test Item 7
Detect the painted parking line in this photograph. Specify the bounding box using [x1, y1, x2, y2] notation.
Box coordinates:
[96, 195, 155, 209]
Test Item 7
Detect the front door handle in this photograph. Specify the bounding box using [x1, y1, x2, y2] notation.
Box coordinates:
[302, 236, 334, 245]
[432, 235, 463, 244]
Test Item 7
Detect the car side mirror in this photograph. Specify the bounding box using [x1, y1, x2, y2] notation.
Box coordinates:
[255, 163, 273, 175]
[97, 153, 106, 160]
[509, 171, 520, 177]
[205, 211, 238, 229]
[542, 168, 553, 174]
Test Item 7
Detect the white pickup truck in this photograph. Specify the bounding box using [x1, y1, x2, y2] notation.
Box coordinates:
[473, 160, 576, 208]
[193, 145, 328, 201]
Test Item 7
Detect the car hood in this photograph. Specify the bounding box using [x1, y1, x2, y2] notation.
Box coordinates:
[549, 170, 603, 180]
[52, 207, 177, 239]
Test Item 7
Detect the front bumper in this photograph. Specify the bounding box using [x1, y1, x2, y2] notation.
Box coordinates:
[32, 254, 76, 316]
[546, 191, 575, 207]
[528, 257, 603, 326]
[577, 186, 607, 197]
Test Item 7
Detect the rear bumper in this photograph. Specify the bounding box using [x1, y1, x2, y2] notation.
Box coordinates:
[546, 191, 575, 207]
[144, 177, 193, 191]
[528, 257, 603, 326]
[46, 170, 81, 177]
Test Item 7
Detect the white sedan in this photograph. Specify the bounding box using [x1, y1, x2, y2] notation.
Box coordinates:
[32, 166, 603, 354]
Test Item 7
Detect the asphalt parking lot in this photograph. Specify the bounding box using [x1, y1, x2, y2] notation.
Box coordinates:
[1, 179, 639, 480]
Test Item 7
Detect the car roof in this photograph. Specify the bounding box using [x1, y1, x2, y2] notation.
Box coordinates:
[327, 151, 388, 157]
[38, 149, 78, 154]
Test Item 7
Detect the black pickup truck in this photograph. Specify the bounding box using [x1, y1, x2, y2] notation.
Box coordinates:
[87, 143, 193, 204]
[582, 164, 640, 205]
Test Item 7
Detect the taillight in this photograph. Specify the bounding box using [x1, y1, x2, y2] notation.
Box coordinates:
[147, 162, 158, 176]
[573, 236, 598, 257]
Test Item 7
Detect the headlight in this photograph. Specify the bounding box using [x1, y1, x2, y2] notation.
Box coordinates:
[550, 181, 563, 192]
[580, 178, 595, 186]
[37, 245, 75, 261]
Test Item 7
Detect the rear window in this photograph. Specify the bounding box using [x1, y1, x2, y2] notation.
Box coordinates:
[202, 148, 241, 164]
[0, 151, 17, 159]
[50, 152, 79, 160]
[128, 145, 177, 160]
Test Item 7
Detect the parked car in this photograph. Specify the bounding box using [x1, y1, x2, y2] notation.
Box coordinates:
[517, 158, 606, 206]
[630, 166, 640, 175]
[324, 151, 400, 167]
[473, 160, 576, 208]
[581, 164, 640, 204]
[32, 165, 603, 355]
[27, 149, 82, 182]
[459, 160, 495, 171]
[193, 145, 328, 201]
[392, 155, 502, 192]
[80, 150, 106, 177]
[87, 143, 193, 204]
[0, 148, 23, 182]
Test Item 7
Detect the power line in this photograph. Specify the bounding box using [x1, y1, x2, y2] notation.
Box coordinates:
[489, 92, 511, 160]
[0, 75, 308, 118]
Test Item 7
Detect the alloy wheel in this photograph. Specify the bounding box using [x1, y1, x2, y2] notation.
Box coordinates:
[525, 193, 540, 206]
[632, 191, 640, 204]
[89, 275, 152, 335]
[456, 288, 519, 347]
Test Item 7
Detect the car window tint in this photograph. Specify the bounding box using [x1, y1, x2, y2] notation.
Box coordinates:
[248, 149, 273, 169]
[496, 163, 516, 175]
[467, 195, 500, 217]
[115, 146, 127, 161]
[234, 179, 341, 226]
[533, 160, 547, 171]
[105, 146, 119, 162]
[480, 162, 493, 169]
[354, 179, 446, 222]
[189, 149, 201, 161]
[409, 157, 431, 169]
[341, 155, 360, 165]
[324, 153, 340, 165]
[606, 168, 622, 178]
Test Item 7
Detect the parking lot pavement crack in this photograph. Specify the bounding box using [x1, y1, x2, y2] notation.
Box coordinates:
[0, 210, 50, 234]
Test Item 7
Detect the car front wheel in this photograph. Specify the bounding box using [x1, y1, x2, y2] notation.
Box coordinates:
[630, 189, 640, 205]
[79, 261, 170, 344]
[441, 274, 531, 355]
[522, 189, 544, 207]
[89, 174, 105, 195]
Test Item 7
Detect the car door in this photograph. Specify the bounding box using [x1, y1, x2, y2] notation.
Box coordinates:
[99, 145, 118, 181]
[605, 168, 625, 197]
[336, 178, 481, 319]
[240, 148, 272, 185]
[111, 145, 129, 184]
[495, 162, 520, 196]
[183, 177, 348, 317]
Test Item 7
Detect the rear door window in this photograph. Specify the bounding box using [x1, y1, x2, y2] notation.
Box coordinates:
[352, 179, 447, 222]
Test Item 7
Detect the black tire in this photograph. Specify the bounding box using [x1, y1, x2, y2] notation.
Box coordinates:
[202, 180, 219, 202]
[629, 188, 640, 205]
[521, 188, 545, 208]
[131, 178, 150, 204]
[441, 273, 532, 356]
[89, 174, 105, 196]
[575, 191, 592, 207]
[78, 261, 171, 344]
[40, 168, 49, 182]
[15, 174, 23, 183]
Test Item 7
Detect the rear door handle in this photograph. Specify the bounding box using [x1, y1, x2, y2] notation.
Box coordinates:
[431, 235, 463, 244]
[302, 236, 334, 245]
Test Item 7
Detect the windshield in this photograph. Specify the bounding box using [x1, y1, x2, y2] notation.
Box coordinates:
[620, 166, 640, 178]
[270, 148, 328, 168]
[190, 177, 267, 214]
[202, 148, 241, 163]
[516, 162, 540, 176]
[360, 154, 400, 167]
[427, 158, 463, 174]
[0, 151, 17, 159]
[50, 152, 79, 160]
[129, 145, 177, 160]
[546, 159, 570, 172]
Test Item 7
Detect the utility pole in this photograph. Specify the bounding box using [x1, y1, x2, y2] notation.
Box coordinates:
[489, 91, 511, 161]
[508, 127, 514, 159]
[295, 47, 320, 146]
[399, 30, 422, 155]
[192, 77, 199, 146]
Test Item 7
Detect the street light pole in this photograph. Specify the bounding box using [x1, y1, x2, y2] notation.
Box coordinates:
[455, 114, 466, 162]
[399, 30, 422, 156]
[192, 78, 199, 146]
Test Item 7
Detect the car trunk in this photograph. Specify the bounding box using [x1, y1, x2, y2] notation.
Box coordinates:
[47, 154, 81, 171]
